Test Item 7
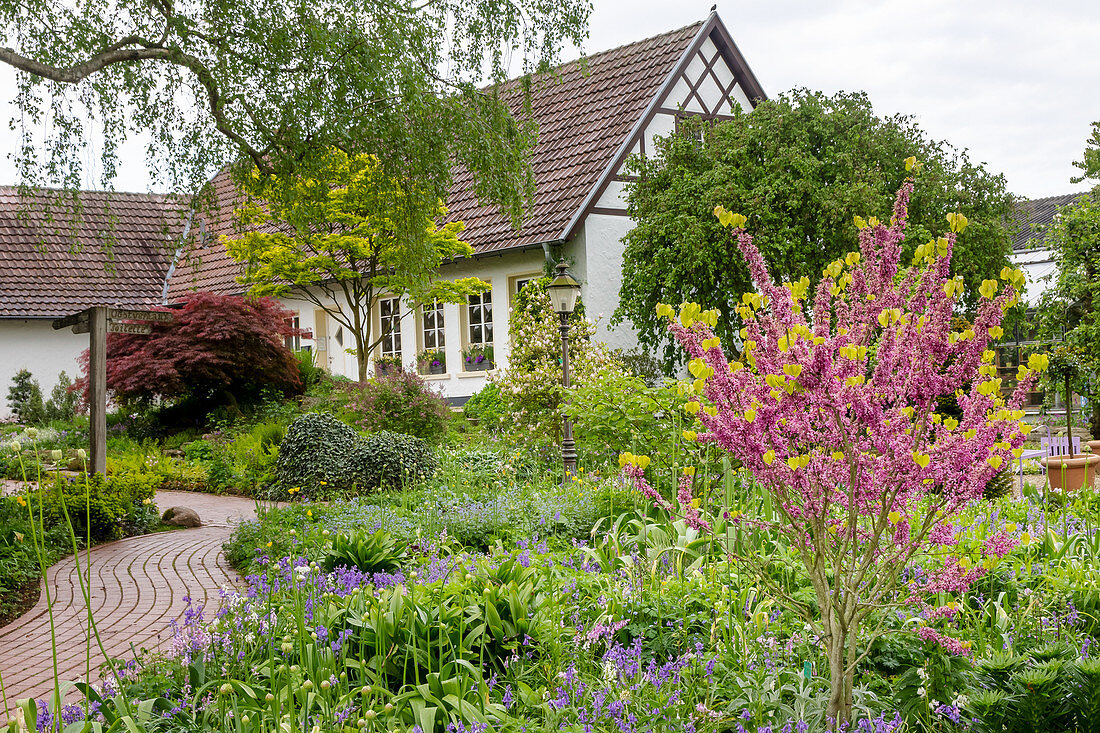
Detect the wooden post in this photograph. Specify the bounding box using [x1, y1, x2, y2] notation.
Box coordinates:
[88, 306, 108, 475]
[53, 306, 172, 476]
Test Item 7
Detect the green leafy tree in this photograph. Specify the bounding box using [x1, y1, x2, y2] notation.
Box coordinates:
[224, 149, 489, 382]
[0, 0, 590, 228]
[1036, 194, 1100, 435]
[617, 89, 1018, 369]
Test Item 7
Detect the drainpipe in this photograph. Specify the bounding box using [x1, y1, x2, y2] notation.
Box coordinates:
[161, 209, 195, 305]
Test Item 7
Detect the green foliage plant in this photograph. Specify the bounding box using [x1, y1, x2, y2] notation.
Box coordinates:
[7, 369, 45, 425]
[322, 530, 407, 574]
[224, 148, 490, 382]
[491, 277, 623, 450]
[346, 430, 437, 492]
[617, 89, 1019, 368]
[43, 371, 79, 423]
[343, 369, 450, 443]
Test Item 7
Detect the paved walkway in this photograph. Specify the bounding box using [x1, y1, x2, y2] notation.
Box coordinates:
[0, 491, 262, 714]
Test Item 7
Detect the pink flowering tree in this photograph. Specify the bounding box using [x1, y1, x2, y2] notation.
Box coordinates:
[622, 169, 1047, 725]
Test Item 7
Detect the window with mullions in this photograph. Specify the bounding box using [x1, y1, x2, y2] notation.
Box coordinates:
[422, 300, 445, 350]
[380, 297, 401, 358]
[467, 291, 493, 346]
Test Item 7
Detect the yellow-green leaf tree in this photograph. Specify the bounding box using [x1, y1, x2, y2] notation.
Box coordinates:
[223, 149, 488, 382]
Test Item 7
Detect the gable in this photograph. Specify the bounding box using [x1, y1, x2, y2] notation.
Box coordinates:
[574, 14, 767, 228]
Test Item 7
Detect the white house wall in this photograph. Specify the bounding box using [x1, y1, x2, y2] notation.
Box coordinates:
[275, 249, 547, 401]
[579, 214, 639, 353]
[1011, 248, 1056, 306]
[0, 320, 86, 419]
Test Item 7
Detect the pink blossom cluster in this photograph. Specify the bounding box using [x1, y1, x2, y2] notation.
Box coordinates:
[677, 473, 712, 533]
[982, 530, 1020, 558]
[911, 557, 985, 596]
[623, 463, 672, 514]
[917, 626, 971, 656]
[928, 523, 959, 546]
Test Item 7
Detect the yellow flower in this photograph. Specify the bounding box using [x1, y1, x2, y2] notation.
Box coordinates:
[682, 430, 698, 443]
[319, 481, 327, 486]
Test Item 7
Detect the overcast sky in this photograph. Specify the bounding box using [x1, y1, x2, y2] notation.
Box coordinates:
[1, 0, 1097, 199]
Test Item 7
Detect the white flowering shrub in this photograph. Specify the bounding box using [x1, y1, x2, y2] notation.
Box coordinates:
[491, 278, 624, 450]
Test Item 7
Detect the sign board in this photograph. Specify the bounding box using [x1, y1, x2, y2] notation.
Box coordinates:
[107, 308, 174, 323]
[107, 322, 153, 335]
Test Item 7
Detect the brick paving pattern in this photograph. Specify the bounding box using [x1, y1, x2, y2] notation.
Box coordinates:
[0, 491, 262, 714]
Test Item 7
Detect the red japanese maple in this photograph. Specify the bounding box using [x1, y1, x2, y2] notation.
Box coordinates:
[80, 293, 304, 404]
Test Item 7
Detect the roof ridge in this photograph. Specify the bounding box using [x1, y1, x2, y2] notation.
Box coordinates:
[0, 184, 180, 201]
[568, 19, 706, 67]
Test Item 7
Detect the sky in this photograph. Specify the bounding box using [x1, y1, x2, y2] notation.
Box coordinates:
[1, 0, 1098, 199]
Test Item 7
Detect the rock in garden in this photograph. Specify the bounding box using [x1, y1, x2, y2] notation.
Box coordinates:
[162, 506, 202, 527]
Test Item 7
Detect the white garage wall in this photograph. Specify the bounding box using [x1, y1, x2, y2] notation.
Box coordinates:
[0, 320, 86, 419]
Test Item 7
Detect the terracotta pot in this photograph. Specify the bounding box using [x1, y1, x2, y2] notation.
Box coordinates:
[1088, 440, 1100, 456]
[1041, 453, 1100, 492]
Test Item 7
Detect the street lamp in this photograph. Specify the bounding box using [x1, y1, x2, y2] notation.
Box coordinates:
[547, 259, 582, 481]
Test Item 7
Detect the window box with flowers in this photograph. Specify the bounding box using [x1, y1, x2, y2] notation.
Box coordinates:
[417, 349, 447, 375]
[462, 344, 494, 372]
[373, 355, 403, 377]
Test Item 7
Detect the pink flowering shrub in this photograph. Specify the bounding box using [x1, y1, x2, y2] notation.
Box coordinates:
[622, 170, 1047, 725]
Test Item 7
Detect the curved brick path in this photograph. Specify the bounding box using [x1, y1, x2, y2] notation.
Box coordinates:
[0, 491, 262, 714]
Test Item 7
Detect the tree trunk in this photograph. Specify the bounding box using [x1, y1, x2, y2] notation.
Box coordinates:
[824, 616, 852, 728]
[356, 332, 369, 383]
[1067, 376, 1075, 457]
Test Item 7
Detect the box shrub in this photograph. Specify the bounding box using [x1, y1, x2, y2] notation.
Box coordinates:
[345, 430, 436, 491]
[40, 472, 161, 543]
[270, 412, 362, 499]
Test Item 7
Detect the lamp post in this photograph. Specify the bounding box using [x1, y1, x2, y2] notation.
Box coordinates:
[547, 259, 581, 481]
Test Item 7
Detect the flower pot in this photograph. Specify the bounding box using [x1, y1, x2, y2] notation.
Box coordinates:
[1088, 439, 1100, 457]
[429, 362, 445, 375]
[464, 360, 494, 372]
[1041, 453, 1100, 492]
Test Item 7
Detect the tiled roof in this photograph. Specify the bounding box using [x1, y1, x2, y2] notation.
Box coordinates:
[1012, 192, 1090, 251]
[0, 187, 188, 319]
[167, 21, 706, 298]
[447, 21, 704, 254]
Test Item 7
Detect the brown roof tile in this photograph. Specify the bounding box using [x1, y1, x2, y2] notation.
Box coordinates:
[167, 21, 705, 298]
[0, 187, 189, 319]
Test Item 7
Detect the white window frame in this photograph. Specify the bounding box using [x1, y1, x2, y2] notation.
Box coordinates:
[467, 291, 493, 347]
[422, 300, 445, 351]
[379, 297, 402, 359]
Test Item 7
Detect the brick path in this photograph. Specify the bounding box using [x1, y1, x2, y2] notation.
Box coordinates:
[0, 491, 263, 715]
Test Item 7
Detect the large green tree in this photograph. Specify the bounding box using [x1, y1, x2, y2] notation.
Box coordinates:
[224, 149, 488, 382]
[1037, 122, 1100, 434]
[0, 0, 590, 229]
[616, 89, 1018, 368]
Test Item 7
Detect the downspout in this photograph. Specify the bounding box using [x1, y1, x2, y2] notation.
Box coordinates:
[161, 209, 195, 305]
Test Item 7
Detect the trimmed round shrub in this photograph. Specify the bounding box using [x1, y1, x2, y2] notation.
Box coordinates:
[272, 412, 361, 499]
[345, 430, 436, 491]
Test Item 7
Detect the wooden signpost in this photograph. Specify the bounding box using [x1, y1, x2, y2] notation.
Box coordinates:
[52, 306, 174, 475]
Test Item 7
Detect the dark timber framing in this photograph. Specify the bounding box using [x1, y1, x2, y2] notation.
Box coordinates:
[560, 11, 767, 240]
